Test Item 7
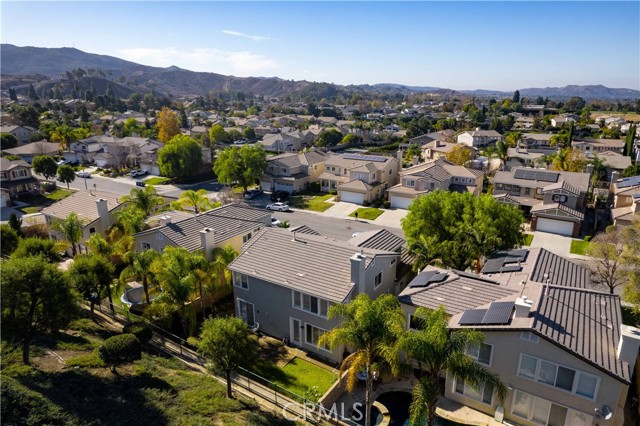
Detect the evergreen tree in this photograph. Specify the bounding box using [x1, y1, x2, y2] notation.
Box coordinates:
[512, 90, 520, 103]
[28, 84, 39, 101]
[8, 213, 22, 235]
[624, 124, 636, 157]
[9, 87, 17, 101]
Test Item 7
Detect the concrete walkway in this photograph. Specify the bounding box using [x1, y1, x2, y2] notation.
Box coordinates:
[529, 231, 573, 257]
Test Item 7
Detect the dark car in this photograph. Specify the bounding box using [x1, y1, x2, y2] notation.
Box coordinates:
[270, 190, 290, 201]
[244, 188, 263, 199]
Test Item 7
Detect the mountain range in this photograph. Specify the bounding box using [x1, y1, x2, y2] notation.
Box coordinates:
[2, 44, 639, 100]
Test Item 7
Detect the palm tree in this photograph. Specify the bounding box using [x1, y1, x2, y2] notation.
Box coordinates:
[318, 294, 405, 426]
[121, 186, 163, 217]
[173, 189, 217, 214]
[403, 306, 507, 426]
[115, 205, 147, 234]
[51, 212, 84, 257]
[120, 249, 160, 304]
[210, 245, 238, 291]
[50, 124, 75, 151]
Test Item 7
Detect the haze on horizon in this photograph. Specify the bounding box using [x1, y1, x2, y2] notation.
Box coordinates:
[2, 1, 639, 92]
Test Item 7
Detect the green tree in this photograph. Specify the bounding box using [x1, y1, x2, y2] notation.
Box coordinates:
[98, 334, 142, 374]
[340, 134, 363, 147]
[403, 307, 506, 426]
[50, 124, 76, 150]
[512, 90, 520, 104]
[1, 133, 18, 150]
[552, 147, 587, 172]
[316, 129, 343, 147]
[622, 163, 640, 178]
[1, 255, 77, 364]
[67, 253, 115, 318]
[115, 205, 147, 235]
[402, 191, 524, 271]
[242, 126, 256, 140]
[32, 155, 58, 182]
[210, 245, 238, 292]
[157, 134, 203, 178]
[209, 124, 231, 145]
[51, 212, 84, 257]
[121, 186, 164, 217]
[620, 220, 640, 309]
[318, 294, 404, 426]
[214, 144, 267, 193]
[8, 213, 22, 235]
[0, 224, 19, 257]
[198, 316, 258, 398]
[504, 131, 522, 147]
[405, 143, 423, 163]
[120, 249, 160, 305]
[624, 124, 636, 157]
[156, 106, 181, 142]
[11, 237, 61, 263]
[171, 189, 217, 214]
[444, 144, 473, 166]
[57, 164, 76, 189]
[28, 84, 39, 101]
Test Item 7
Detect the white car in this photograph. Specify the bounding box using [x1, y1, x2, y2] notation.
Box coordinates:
[266, 202, 290, 212]
[270, 216, 281, 226]
[130, 169, 148, 177]
[76, 171, 91, 178]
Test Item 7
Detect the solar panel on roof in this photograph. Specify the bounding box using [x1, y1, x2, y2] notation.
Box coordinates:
[618, 175, 640, 188]
[504, 249, 529, 264]
[408, 271, 449, 288]
[537, 171, 559, 182]
[459, 309, 487, 325]
[481, 258, 505, 274]
[481, 301, 515, 325]
[513, 169, 559, 183]
[500, 265, 523, 273]
[342, 153, 388, 163]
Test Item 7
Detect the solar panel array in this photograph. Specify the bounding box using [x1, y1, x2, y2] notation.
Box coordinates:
[513, 169, 559, 183]
[504, 249, 529, 264]
[481, 249, 528, 274]
[617, 175, 640, 189]
[458, 301, 515, 326]
[408, 270, 449, 288]
[343, 153, 389, 163]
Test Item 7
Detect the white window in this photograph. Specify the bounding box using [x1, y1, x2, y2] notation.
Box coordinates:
[406, 179, 415, 187]
[511, 390, 583, 426]
[517, 354, 600, 399]
[374, 271, 383, 288]
[454, 378, 494, 405]
[233, 272, 249, 289]
[293, 290, 330, 318]
[305, 323, 330, 351]
[552, 194, 568, 203]
[466, 342, 492, 365]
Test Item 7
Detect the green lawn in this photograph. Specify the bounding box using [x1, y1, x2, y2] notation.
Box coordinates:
[349, 207, 384, 221]
[144, 177, 172, 186]
[570, 240, 591, 255]
[18, 189, 74, 213]
[289, 194, 334, 212]
[255, 357, 337, 398]
[46, 189, 73, 201]
[19, 206, 41, 214]
[522, 233, 534, 246]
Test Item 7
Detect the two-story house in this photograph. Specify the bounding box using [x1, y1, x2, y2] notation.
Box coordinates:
[493, 167, 590, 236]
[387, 158, 484, 209]
[3, 141, 61, 163]
[0, 125, 36, 145]
[260, 150, 327, 194]
[228, 227, 400, 363]
[320, 153, 399, 205]
[0, 157, 41, 207]
[259, 133, 301, 153]
[133, 204, 272, 258]
[457, 128, 503, 148]
[573, 138, 626, 155]
[520, 133, 556, 153]
[611, 175, 640, 228]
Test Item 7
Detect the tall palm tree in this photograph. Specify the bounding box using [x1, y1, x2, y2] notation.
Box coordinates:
[121, 186, 163, 217]
[318, 294, 405, 426]
[211, 245, 238, 291]
[403, 306, 507, 426]
[120, 249, 160, 304]
[173, 189, 217, 214]
[51, 212, 84, 257]
[115, 205, 147, 234]
[50, 124, 75, 151]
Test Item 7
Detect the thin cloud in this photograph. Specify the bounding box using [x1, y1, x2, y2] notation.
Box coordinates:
[117, 47, 279, 75]
[222, 30, 274, 42]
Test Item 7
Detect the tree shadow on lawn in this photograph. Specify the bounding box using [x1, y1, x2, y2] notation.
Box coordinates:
[15, 369, 173, 426]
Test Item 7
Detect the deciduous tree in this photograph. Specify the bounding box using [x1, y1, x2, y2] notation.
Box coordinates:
[0, 224, 19, 258]
[444, 144, 473, 166]
[32, 155, 58, 182]
[157, 134, 202, 178]
[586, 228, 626, 294]
[99, 334, 142, 374]
[57, 164, 76, 189]
[209, 124, 231, 145]
[67, 253, 115, 318]
[214, 145, 267, 193]
[1, 133, 18, 150]
[156, 106, 180, 142]
[11, 237, 61, 263]
[316, 129, 343, 147]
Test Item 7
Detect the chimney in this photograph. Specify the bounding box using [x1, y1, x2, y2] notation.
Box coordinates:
[412, 155, 419, 166]
[611, 170, 620, 185]
[350, 252, 367, 295]
[95, 198, 110, 231]
[200, 228, 215, 260]
[514, 297, 533, 318]
[617, 325, 640, 365]
[159, 215, 172, 226]
[397, 149, 404, 162]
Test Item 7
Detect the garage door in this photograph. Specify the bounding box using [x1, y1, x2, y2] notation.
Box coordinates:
[340, 191, 365, 205]
[275, 182, 294, 193]
[390, 195, 413, 209]
[536, 217, 574, 236]
[261, 181, 272, 192]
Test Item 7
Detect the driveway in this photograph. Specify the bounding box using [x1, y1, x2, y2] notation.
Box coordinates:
[529, 231, 573, 257]
[374, 208, 408, 229]
[320, 201, 359, 219]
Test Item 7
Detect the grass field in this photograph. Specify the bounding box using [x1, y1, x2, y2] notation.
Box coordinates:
[570, 240, 591, 255]
[18, 189, 74, 214]
[144, 177, 172, 186]
[349, 207, 384, 221]
[255, 357, 337, 398]
[523, 233, 534, 246]
[289, 194, 334, 212]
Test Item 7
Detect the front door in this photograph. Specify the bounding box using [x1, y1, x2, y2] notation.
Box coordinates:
[290, 317, 301, 346]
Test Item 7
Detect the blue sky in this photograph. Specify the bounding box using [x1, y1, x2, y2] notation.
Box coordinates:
[2, 1, 639, 91]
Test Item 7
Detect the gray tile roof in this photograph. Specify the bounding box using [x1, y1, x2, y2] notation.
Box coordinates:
[3, 142, 60, 156]
[494, 167, 590, 193]
[529, 248, 591, 288]
[290, 225, 321, 235]
[41, 190, 123, 223]
[533, 286, 630, 383]
[228, 228, 398, 303]
[0, 157, 30, 170]
[135, 204, 271, 252]
[531, 202, 585, 220]
[349, 229, 405, 252]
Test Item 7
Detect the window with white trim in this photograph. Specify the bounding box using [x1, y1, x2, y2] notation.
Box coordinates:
[305, 323, 330, 351]
[511, 390, 591, 426]
[552, 194, 568, 203]
[454, 378, 494, 405]
[517, 354, 599, 399]
[465, 342, 492, 365]
[406, 179, 415, 187]
[374, 271, 383, 288]
[520, 332, 539, 343]
[293, 290, 331, 318]
[233, 271, 249, 289]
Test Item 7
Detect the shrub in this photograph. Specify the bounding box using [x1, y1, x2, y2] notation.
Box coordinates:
[122, 322, 153, 345]
[98, 333, 142, 373]
[584, 235, 592, 242]
[383, 201, 391, 209]
[329, 190, 337, 195]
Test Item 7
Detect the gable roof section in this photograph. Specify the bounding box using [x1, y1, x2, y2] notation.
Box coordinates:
[41, 190, 123, 223]
[349, 229, 405, 252]
[531, 202, 584, 220]
[542, 180, 580, 195]
[3, 142, 60, 156]
[338, 179, 374, 192]
[0, 157, 30, 170]
[529, 248, 591, 288]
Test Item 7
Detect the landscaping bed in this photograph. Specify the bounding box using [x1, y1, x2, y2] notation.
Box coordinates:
[144, 177, 172, 186]
[522, 233, 534, 246]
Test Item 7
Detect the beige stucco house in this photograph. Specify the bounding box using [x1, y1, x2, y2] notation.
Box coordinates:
[260, 150, 327, 194]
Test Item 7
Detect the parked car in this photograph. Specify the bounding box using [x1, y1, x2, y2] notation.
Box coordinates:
[270, 190, 290, 202]
[56, 160, 67, 166]
[244, 189, 263, 199]
[135, 181, 146, 187]
[270, 216, 281, 226]
[266, 202, 290, 212]
[130, 169, 148, 177]
[76, 171, 91, 178]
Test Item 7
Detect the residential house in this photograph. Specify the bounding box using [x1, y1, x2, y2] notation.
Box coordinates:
[550, 116, 576, 127]
[594, 151, 632, 181]
[259, 133, 301, 152]
[3, 141, 61, 163]
[0, 125, 36, 145]
[520, 133, 556, 153]
[133, 204, 272, 258]
[400, 130, 455, 150]
[457, 128, 503, 148]
[320, 153, 399, 205]
[506, 146, 547, 169]
[387, 158, 484, 209]
[41, 190, 125, 253]
[493, 167, 590, 236]
[260, 150, 327, 194]
[68, 135, 112, 164]
[573, 138, 626, 155]
[0, 157, 41, 207]
[611, 175, 640, 228]
[227, 227, 400, 363]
